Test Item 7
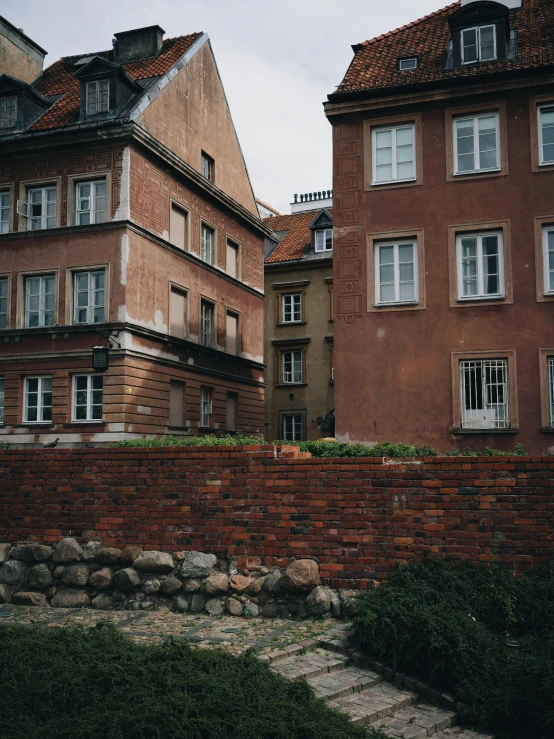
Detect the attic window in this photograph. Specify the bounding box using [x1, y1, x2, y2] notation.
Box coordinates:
[315, 229, 333, 252]
[462, 25, 496, 64]
[398, 57, 418, 71]
[86, 80, 110, 115]
[0, 96, 17, 129]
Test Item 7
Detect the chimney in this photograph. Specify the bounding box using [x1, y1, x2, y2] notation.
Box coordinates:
[460, 0, 521, 6]
[0, 16, 46, 83]
[113, 25, 164, 63]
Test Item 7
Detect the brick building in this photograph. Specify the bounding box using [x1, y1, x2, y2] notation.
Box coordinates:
[0, 20, 271, 446]
[326, 0, 554, 452]
[264, 191, 334, 441]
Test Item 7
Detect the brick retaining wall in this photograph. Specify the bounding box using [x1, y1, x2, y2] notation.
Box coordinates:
[1, 445, 553, 588]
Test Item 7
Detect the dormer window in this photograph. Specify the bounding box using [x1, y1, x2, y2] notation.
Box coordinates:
[315, 229, 333, 252]
[0, 96, 17, 129]
[461, 25, 496, 64]
[398, 57, 418, 71]
[86, 80, 110, 115]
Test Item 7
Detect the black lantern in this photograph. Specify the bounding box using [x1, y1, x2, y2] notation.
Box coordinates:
[92, 346, 109, 373]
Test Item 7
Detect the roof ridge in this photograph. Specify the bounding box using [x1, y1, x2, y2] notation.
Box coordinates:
[359, 1, 459, 47]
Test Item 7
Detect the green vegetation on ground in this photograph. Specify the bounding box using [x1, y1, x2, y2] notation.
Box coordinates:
[354, 557, 554, 739]
[0, 623, 385, 739]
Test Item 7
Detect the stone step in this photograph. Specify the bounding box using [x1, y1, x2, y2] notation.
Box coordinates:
[259, 639, 320, 665]
[329, 682, 416, 726]
[436, 730, 494, 739]
[373, 703, 457, 738]
[271, 648, 349, 680]
[308, 665, 382, 701]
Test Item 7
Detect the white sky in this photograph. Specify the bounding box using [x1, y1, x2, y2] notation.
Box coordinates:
[4, 0, 442, 214]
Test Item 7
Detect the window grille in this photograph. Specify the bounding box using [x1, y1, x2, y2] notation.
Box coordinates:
[459, 358, 509, 429]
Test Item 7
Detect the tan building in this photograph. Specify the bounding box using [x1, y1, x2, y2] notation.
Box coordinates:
[0, 21, 271, 446]
[264, 191, 334, 441]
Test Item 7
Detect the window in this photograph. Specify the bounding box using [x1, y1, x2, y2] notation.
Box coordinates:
[226, 391, 238, 432]
[372, 124, 415, 184]
[0, 378, 4, 425]
[539, 105, 554, 166]
[200, 224, 215, 265]
[0, 191, 9, 233]
[282, 294, 302, 323]
[315, 228, 333, 252]
[200, 386, 213, 428]
[169, 286, 187, 338]
[200, 299, 214, 347]
[542, 226, 554, 294]
[375, 240, 417, 305]
[0, 96, 17, 129]
[226, 311, 239, 355]
[283, 414, 303, 442]
[170, 204, 188, 250]
[169, 380, 185, 428]
[456, 232, 504, 300]
[24, 376, 52, 423]
[282, 350, 303, 384]
[74, 270, 105, 324]
[549, 358, 554, 428]
[399, 57, 418, 71]
[25, 274, 55, 328]
[454, 113, 499, 174]
[75, 180, 107, 225]
[459, 359, 509, 429]
[73, 374, 103, 422]
[28, 186, 57, 230]
[461, 25, 496, 64]
[0, 277, 7, 329]
[226, 239, 239, 278]
[86, 80, 110, 115]
[201, 152, 214, 182]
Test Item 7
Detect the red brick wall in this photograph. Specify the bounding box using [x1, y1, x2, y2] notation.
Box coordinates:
[1, 447, 553, 588]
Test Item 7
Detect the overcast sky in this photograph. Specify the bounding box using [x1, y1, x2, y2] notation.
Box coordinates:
[4, 0, 442, 213]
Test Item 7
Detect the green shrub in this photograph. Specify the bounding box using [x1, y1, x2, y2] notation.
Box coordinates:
[109, 433, 262, 448]
[354, 558, 554, 738]
[273, 440, 438, 458]
[0, 440, 11, 449]
[0, 623, 379, 739]
[444, 443, 528, 457]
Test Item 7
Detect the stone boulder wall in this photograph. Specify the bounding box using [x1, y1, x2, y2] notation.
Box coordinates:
[0, 541, 365, 619]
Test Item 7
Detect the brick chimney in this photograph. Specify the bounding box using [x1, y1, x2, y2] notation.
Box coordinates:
[0, 16, 46, 83]
[113, 25, 164, 63]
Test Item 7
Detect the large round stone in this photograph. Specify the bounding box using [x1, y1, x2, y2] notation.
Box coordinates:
[92, 594, 118, 610]
[134, 551, 174, 574]
[180, 552, 216, 579]
[12, 591, 48, 607]
[243, 602, 259, 618]
[182, 578, 200, 592]
[230, 574, 251, 593]
[0, 560, 26, 586]
[205, 598, 224, 616]
[10, 544, 53, 563]
[52, 538, 82, 564]
[0, 584, 14, 603]
[161, 576, 182, 596]
[190, 593, 205, 613]
[81, 541, 103, 561]
[28, 563, 53, 590]
[88, 568, 113, 590]
[141, 576, 161, 595]
[120, 546, 143, 566]
[51, 589, 90, 608]
[62, 564, 90, 587]
[226, 597, 243, 616]
[281, 560, 320, 592]
[95, 547, 121, 565]
[113, 568, 141, 593]
[174, 595, 189, 613]
[0, 544, 11, 564]
[263, 571, 282, 595]
[247, 576, 265, 596]
[202, 573, 229, 596]
[306, 586, 331, 616]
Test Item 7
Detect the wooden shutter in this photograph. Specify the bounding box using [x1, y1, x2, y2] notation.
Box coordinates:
[226, 241, 238, 278]
[169, 287, 186, 337]
[226, 311, 238, 354]
[169, 381, 185, 427]
[170, 205, 186, 250]
[226, 392, 238, 431]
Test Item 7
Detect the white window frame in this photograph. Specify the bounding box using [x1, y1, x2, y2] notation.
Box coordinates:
[86, 80, 110, 116]
[399, 57, 418, 71]
[315, 228, 333, 252]
[282, 350, 303, 384]
[0, 96, 17, 129]
[73, 374, 103, 422]
[542, 226, 554, 295]
[24, 376, 53, 424]
[200, 300, 214, 347]
[74, 270, 106, 324]
[75, 179, 107, 225]
[0, 277, 7, 330]
[459, 358, 509, 430]
[453, 112, 500, 175]
[461, 25, 497, 64]
[374, 240, 418, 305]
[538, 104, 554, 167]
[283, 414, 303, 442]
[200, 223, 215, 265]
[201, 153, 214, 182]
[372, 124, 416, 185]
[549, 358, 554, 428]
[25, 274, 55, 328]
[27, 186, 57, 230]
[0, 378, 4, 425]
[0, 191, 10, 234]
[200, 387, 213, 428]
[456, 231, 505, 300]
[282, 294, 302, 323]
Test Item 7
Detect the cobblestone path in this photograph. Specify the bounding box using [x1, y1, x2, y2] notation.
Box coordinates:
[0, 604, 494, 738]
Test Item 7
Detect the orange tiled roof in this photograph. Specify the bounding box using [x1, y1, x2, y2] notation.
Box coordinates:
[264, 208, 333, 264]
[29, 33, 203, 131]
[333, 0, 554, 96]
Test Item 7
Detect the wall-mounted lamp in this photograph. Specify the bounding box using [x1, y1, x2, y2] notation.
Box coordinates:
[92, 346, 110, 372]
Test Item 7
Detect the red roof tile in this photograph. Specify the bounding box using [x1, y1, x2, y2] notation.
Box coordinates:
[264, 208, 333, 264]
[333, 0, 554, 96]
[29, 33, 203, 131]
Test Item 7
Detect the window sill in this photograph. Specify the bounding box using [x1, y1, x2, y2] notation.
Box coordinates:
[451, 427, 518, 435]
[456, 295, 506, 303]
[452, 168, 501, 177]
[276, 383, 307, 389]
[540, 427, 554, 433]
[277, 321, 307, 327]
[167, 426, 191, 431]
[63, 422, 105, 427]
[13, 423, 54, 428]
[374, 300, 419, 308]
[371, 178, 417, 187]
